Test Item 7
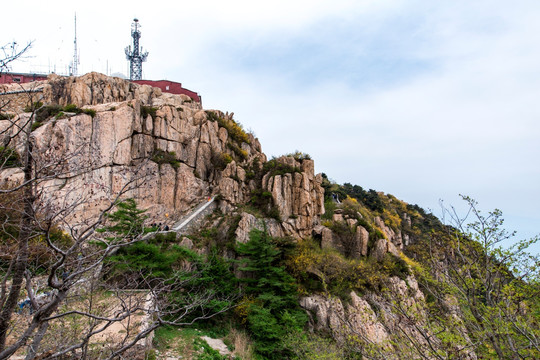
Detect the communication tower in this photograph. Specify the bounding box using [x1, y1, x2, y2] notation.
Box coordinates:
[69, 13, 79, 76]
[125, 18, 148, 80]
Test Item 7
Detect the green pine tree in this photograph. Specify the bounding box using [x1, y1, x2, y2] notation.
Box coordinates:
[98, 198, 149, 241]
[237, 229, 307, 359]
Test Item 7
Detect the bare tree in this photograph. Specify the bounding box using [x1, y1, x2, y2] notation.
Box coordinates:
[0, 41, 32, 74]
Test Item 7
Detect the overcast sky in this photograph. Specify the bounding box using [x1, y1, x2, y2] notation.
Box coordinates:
[3, 0, 539, 250]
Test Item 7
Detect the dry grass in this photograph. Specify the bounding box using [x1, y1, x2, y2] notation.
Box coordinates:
[227, 327, 255, 360]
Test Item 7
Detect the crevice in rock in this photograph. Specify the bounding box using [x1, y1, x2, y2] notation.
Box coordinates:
[193, 121, 204, 177]
[173, 166, 179, 210]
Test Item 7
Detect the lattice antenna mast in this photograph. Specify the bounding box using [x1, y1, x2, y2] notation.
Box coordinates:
[70, 13, 79, 76]
[125, 18, 148, 80]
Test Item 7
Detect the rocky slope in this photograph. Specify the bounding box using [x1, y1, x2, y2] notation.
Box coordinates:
[1, 73, 486, 358]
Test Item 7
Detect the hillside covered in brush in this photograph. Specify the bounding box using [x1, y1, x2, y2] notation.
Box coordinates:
[0, 73, 538, 360]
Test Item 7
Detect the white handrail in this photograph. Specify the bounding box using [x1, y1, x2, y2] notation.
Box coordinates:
[172, 196, 216, 232]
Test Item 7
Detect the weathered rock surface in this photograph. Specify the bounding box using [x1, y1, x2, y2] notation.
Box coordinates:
[316, 223, 369, 259]
[372, 238, 400, 261]
[200, 336, 231, 356]
[262, 156, 325, 237]
[234, 212, 284, 243]
[300, 275, 453, 359]
[0, 73, 263, 226]
[375, 216, 404, 249]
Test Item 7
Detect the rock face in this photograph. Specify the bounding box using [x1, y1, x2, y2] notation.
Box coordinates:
[234, 212, 284, 244]
[375, 216, 404, 249]
[261, 156, 325, 237]
[300, 275, 441, 359]
[372, 238, 400, 261]
[0, 73, 264, 226]
[0, 73, 326, 238]
[314, 218, 369, 259]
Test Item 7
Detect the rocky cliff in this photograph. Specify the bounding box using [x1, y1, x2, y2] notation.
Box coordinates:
[2, 73, 508, 359]
[0, 73, 323, 237]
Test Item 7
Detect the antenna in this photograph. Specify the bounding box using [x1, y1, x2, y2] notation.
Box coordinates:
[70, 13, 79, 76]
[125, 18, 149, 80]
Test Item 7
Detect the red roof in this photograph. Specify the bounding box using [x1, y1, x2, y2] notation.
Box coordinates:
[0, 73, 202, 105]
[133, 79, 201, 103]
[0, 72, 48, 84]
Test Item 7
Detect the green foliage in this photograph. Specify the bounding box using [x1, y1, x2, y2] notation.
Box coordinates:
[28, 103, 96, 131]
[193, 337, 229, 360]
[141, 105, 158, 120]
[24, 101, 43, 112]
[236, 229, 308, 359]
[98, 198, 149, 240]
[400, 196, 540, 359]
[105, 240, 183, 280]
[152, 149, 181, 168]
[185, 247, 239, 315]
[285, 331, 360, 360]
[206, 111, 250, 145]
[82, 108, 96, 117]
[285, 151, 312, 161]
[212, 152, 233, 171]
[0, 146, 20, 168]
[226, 142, 248, 161]
[321, 199, 336, 220]
[0, 112, 13, 120]
[62, 104, 96, 117]
[153, 324, 180, 350]
[62, 104, 79, 113]
[0, 190, 73, 273]
[54, 111, 66, 120]
[262, 158, 301, 177]
[33, 104, 62, 124]
[144, 349, 157, 360]
[245, 169, 255, 180]
[287, 238, 410, 297]
[248, 189, 272, 209]
[341, 183, 384, 213]
[31, 121, 43, 131]
[106, 231, 238, 315]
[248, 189, 281, 221]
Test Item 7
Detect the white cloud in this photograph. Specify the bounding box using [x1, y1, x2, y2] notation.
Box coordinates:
[2, 0, 539, 247]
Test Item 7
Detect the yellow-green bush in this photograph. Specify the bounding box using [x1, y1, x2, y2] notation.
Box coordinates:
[286, 238, 409, 297]
[206, 111, 250, 145]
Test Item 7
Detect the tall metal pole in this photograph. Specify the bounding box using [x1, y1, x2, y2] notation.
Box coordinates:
[71, 13, 78, 76]
[125, 18, 148, 80]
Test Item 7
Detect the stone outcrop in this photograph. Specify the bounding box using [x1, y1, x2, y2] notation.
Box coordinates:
[375, 216, 404, 249]
[0, 73, 328, 239]
[234, 212, 284, 243]
[261, 156, 325, 237]
[313, 220, 369, 259]
[0, 73, 263, 226]
[300, 275, 445, 359]
[372, 238, 400, 261]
